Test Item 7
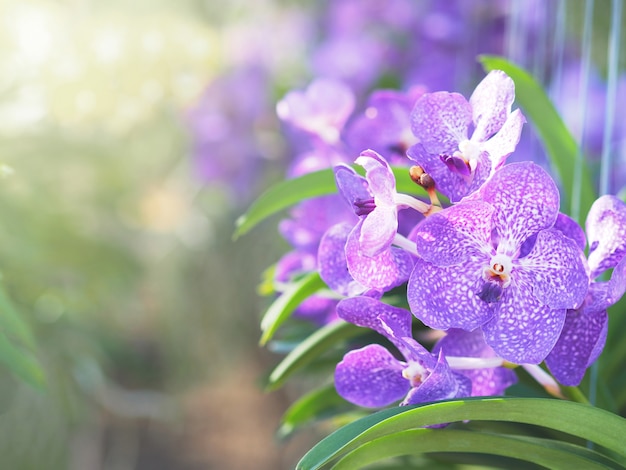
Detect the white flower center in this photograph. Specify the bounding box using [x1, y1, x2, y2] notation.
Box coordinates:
[483, 253, 513, 287]
[402, 361, 428, 387]
[456, 139, 481, 172]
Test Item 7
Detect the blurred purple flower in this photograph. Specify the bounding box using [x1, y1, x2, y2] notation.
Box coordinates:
[408, 70, 525, 202]
[408, 162, 589, 364]
[276, 78, 355, 146]
[275, 195, 357, 325]
[345, 87, 425, 165]
[184, 65, 271, 202]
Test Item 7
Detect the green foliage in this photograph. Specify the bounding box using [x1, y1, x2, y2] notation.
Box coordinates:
[297, 398, 626, 469]
[480, 55, 597, 220]
[260, 272, 327, 346]
[234, 166, 427, 238]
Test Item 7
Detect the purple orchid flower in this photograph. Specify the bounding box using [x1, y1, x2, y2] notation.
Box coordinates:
[275, 195, 357, 325]
[328, 150, 425, 291]
[432, 328, 517, 396]
[276, 78, 355, 145]
[334, 297, 472, 407]
[407, 162, 589, 364]
[344, 87, 425, 165]
[545, 195, 626, 385]
[407, 70, 526, 202]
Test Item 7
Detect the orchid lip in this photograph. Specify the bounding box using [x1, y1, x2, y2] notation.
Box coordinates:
[354, 197, 376, 216]
[440, 154, 471, 176]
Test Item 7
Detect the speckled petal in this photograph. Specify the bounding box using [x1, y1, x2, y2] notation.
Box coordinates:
[516, 229, 589, 310]
[608, 255, 626, 303]
[554, 212, 587, 252]
[334, 164, 371, 210]
[335, 344, 409, 408]
[407, 258, 495, 330]
[545, 284, 609, 386]
[586, 195, 626, 279]
[482, 162, 560, 254]
[336, 296, 413, 340]
[470, 70, 515, 142]
[355, 149, 396, 206]
[406, 144, 492, 203]
[318, 223, 366, 296]
[402, 351, 472, 405]
[482, 282, 566, 364]
[433, 329, 517, 396]
[346, 220, 414, 291]
[480, 108, 525, 168]
[413, 200, 495, 266]
[359, 204, 398, 257]
[410, 92, 471, 155]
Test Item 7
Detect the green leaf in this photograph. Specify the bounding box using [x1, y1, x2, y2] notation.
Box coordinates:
[267, 320, 364, 391]
[332, 429, 621, 470]
[480, 55, 597, 220]
[259, 272, 327, 346]
[278, 383, 351, 439]
[234, 166, 426, 238]
[296, 397, 626, 469]
[0, 331, 45, 390]
[0, 286, 35, 350]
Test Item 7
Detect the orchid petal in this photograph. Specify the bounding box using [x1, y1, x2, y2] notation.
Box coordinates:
[407, 259, 495, 330]
[470, 70, 516, 142]
[335, 344, 409, 408]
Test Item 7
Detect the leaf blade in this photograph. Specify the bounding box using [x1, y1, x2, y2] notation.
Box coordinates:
[296, 397, 626, 470]
[259, 272, 327, 346]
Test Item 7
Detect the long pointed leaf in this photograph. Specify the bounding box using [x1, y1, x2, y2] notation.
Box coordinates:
[0, 287, 35, 349]
[333, 429, 621, 470]
[0, 331, 45, 390]
[235, 166, 426, 238]
[267, 320, 364, 391]
[297, 397, 626, 469]
[259, 272, 327, 346]
[278, 383, 351, 439]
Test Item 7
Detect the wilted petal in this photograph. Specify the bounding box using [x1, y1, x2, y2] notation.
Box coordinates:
[402, 351, 471, 405]
[407, 259, 495, 330]
[482, 162, 560, 254]
[413, 200, 495, 266]
[545, 285, 609, 386]
[516, 229, 589, 309]
[318, 223, 366, 296]
[410, 92, 471, 155]
[335, 344, 409, 408]
[470, 70, 516, 142]
[480, 108, 525, 168]
[586, 194, 626, 279]
[483, 282, 566, 364]
[433, 329, 517, 396]
[346, 220, 414, 291]
[336, 296, 413, 340]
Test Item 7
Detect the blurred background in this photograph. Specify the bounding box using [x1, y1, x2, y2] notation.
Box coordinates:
[0, 0, 623, 469]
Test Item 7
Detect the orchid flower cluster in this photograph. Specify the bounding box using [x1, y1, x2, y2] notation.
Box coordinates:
[274, 69, 626, 410]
